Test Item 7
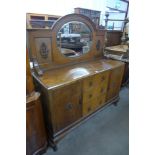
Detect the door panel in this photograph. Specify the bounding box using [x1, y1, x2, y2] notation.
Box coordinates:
[106, 66, 124, 101]
[52, 81, 82, 133]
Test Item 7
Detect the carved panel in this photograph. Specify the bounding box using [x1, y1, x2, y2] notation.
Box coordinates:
[35, 37, 52, 64]
[51, 81, 82, 133]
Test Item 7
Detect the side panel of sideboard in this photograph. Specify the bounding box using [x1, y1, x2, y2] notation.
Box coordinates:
[26, 93, 47, 155]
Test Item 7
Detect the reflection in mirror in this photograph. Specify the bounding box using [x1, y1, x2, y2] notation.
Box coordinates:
[57, 21, 92, 57]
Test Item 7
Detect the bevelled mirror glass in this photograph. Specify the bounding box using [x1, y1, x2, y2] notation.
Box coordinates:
[57, 21, 93, 57]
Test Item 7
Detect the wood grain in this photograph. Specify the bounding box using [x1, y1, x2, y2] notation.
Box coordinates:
[27, 13, 125, 149]
[26, 49, 34, 96]
[34, 59, 125, 138]
[34, 59, 123, 89]
[26, 92, 47, 155]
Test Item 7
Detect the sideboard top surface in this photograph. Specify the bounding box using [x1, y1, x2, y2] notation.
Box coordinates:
[33, 59, 124, 90]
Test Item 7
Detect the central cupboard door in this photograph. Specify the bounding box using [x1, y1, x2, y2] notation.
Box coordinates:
[51, 81, 82, 133]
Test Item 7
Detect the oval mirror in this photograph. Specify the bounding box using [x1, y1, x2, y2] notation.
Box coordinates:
[57, 21, 93, 58]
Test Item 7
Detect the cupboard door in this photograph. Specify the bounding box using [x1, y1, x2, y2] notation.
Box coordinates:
[106, 65, 124, 101]
[26, 93, 47, 155]
[52, 82, 82, 133]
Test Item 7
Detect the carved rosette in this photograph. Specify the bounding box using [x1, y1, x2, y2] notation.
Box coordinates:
[40, 42, 49, 59]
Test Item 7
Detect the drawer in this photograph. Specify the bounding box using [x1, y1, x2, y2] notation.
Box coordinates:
[94, 71, 109, 88]
[83, 90, 95, 103]
[97, 93, 107, 107]
[83, 86, 107, 103]
[83, 71, 109, 92]
[92, 93, 107, 110]
[82, 97, 95, 116]
[83, 76, 95, 92]
[82, 93, 107, 116]
[95, 83, 108, 96]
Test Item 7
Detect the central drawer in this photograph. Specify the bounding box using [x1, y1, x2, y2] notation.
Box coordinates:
[82, 94, 107, 115]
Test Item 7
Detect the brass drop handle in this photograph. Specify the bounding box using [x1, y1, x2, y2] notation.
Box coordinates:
[65, 103, 73, 110]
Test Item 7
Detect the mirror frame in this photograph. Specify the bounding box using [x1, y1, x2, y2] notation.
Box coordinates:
[56, 20, 93, 58]
[51, 14, 97, 64]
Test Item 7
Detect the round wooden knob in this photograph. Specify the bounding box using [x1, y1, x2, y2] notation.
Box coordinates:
[89, 94, 93, 98]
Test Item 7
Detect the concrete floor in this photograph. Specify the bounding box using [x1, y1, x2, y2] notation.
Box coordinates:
[44, 86, 129, 155]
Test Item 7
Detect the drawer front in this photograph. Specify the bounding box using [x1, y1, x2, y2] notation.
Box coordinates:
[94, 71, 109, 90]
[83, 98, 95, 115]
[83, 86, 107, 104]
[94, 93, 107, 109]
[83, 76, 95, 92]
[83, 71, 109, 92]
[51, 81, 82, 133]
[83, 94, 107, 116]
